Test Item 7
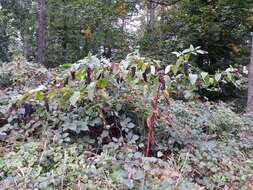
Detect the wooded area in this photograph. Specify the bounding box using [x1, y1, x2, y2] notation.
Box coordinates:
[0, 0, 253, 189]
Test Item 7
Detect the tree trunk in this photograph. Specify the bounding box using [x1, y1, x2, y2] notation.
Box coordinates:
[21, 29, 29, 59]
[36, 0, 46, 65]
[147, 0, 155, 32]
[247, 32, 253, 116]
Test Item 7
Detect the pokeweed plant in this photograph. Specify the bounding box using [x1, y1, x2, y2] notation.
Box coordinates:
[8, 46, 242, 156]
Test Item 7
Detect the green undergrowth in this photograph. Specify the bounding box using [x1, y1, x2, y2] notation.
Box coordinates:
[1, 100, 253, 189]
[0, 140, 200, 190]
[157, 101, 253, 189]
[0, 51, 252, 189]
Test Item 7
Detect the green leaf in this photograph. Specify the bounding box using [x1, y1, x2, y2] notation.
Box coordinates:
[215, 73, 222, 82]
[189, 44, 195, 51]
[75, 69, 85, 81]
[165, 65, 171, 74]
[201, 72, 208, 80]
[69, 91, 80, 106]
[208, 78, 214, 85]
[171, 51, 181, 57]
[60, 64, 72, 70]
[35, 91, 44, 101]
[196, 49, 208, 54]
[76, 121, 89, 132]
[171, 64, 178, 75]
[97, 79, 107, 89]
[63, 123, 77, 132]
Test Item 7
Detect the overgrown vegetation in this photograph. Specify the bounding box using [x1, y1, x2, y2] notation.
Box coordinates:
[0, 50, 253, 189]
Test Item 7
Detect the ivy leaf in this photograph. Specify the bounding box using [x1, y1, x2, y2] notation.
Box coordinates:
[69, 91, 80, 106]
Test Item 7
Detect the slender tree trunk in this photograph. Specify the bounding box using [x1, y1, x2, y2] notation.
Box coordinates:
[160, 5, 165, 40]
[247, 32, 253, 116]
[36, 0, 46, 65]
[62, 0, 67, 63]
[0, 1, 10, 62]
[161, 5, 165, 25]
[147, 0, 155, 32]
[21, 30, 29, 59]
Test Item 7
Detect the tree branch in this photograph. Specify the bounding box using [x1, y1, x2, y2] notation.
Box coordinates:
[147, 0, 181, 6]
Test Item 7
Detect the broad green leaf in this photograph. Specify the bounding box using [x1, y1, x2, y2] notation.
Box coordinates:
[189, 44, 195, 51]
[215, 73, 222, 82]
[176, 58, 182, 67]
[196, 49, 208, 54]
[171, 51, 181, 57]
[165, 65, 171, 74]
[75, 69, 85, 81]
[69, 91, 80, 106]
[208, 78, 214, 85]
[171, 64, 178, 75]
[182, 48, 191, 54]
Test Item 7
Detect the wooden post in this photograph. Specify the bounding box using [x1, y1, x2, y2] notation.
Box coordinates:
[247, 32, 253, 116]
